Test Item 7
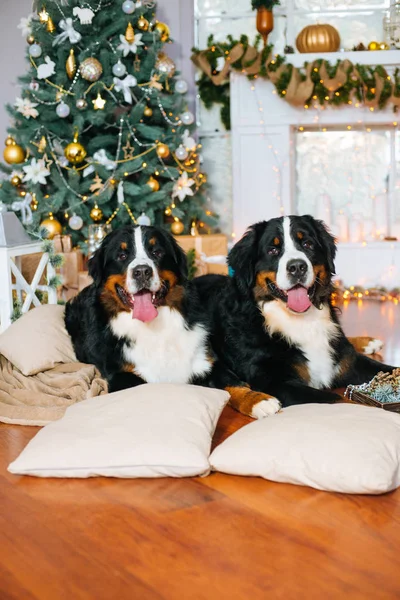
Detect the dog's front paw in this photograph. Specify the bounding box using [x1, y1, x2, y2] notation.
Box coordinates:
[251, 398, 282, 419]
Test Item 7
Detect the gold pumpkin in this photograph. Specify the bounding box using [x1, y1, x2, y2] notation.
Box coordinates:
[296, 24, 340, 54]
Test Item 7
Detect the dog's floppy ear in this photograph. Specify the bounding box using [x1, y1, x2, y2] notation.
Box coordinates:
[307, 216, 337, 275]
[88, 245, 105, 287]
[88, 233, 113, 286]
[228, 221, 266, 294]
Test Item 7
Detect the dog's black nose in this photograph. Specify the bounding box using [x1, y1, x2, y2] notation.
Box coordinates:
[287, 259, 308, 278]
[132, 264, 152, 281]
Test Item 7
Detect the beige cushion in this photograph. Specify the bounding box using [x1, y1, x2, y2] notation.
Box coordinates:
[8, 384, 230, 478]
[0, 305, 76, 376]
[210, 404, 400, 495]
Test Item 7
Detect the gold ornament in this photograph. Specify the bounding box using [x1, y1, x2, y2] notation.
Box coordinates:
[38, 7, 49, 23]
[92, 92, 106, 110]
[125, 22, 135, 43]
[154, 22, 170, 43]
[80, 57, 103, 82]
[296, 23, 340, 53]
[38, 135, 47, 153]
[368, 41, 379, 51]
[3, 137, 26, 164]
[137, 16, 149, 31]
[64, 132, 87, 165]
[156, 143, 170, 159]
[27, 35, 35, 45]
[147, 176, 160, 192]
[66, 49, 76, 79]
[256, 7, 274, 47]
[90, 204, 103, 222]
[46, 16, 56, 33]
[171, 220, 184, 235]
[19, 190, 27, 197]
[40, 213, 62, 239]
[143, 106, 153, 117]
[379, 42, 389, 50]
[30, 193, 38, 211]
[155, 52, 176, 78]
[10, 175, 22, 187]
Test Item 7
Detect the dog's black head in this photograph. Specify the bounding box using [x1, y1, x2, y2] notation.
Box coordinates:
[229, 215, 336, 313]
[89, 225, 187, 322]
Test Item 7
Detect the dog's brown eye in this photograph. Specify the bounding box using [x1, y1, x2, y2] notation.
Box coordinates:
[302, 240, 313, 250]
[268, 247, 279, 256]
[118, 252, 127, 261]
[152, 249, 163, 259]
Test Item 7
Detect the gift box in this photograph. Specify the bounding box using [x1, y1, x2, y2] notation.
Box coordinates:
[78, 270, 92, 291]
[53, 234, 73, 253]
[175, 234, 228, 276]
[58, 250, 84, 302]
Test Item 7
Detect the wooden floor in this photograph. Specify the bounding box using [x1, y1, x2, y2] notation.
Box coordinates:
[1, 301, 400, 600]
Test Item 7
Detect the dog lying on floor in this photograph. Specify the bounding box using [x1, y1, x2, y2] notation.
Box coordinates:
[65, 219, 393, 419]
[192, 215, 395, 417]
[65, 224, 217, 393]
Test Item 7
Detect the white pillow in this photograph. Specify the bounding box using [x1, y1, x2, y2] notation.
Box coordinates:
[8, 384, 229, 479]
[210, 403, 400, 494]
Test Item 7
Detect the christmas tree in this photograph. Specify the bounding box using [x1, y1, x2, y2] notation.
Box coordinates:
[0, 0, 215, 248]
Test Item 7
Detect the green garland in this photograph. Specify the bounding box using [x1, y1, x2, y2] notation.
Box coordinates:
[251, 0, 280, 9]
[192, 35, 400, 131]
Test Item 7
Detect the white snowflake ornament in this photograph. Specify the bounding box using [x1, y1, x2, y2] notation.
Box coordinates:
[18, 15, 33, 37]
[172, 171, 195, 202]
[23, 158, 50, 185]
[117, 32, 144, 56]
[15, 97, 39, 119]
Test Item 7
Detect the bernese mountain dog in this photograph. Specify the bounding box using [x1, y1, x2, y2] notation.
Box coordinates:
[193, 215, 396, 417]
[65, 224, 216, 393]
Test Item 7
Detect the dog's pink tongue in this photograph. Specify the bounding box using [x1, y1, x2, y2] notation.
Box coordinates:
[287, 286, 312, 313]
[132, 292, 158, 322]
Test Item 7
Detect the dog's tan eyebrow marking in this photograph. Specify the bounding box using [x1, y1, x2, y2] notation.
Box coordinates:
[297, 232, 304, 240]
[149, 237, 156, 246]
[273, 237, 280, 246]
[120, 242, 127, 250]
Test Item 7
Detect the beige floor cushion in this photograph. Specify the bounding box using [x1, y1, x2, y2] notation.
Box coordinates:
[0, 305, 76, 375]
[210, 403, 400, 494]
[8, 383, 229, 479]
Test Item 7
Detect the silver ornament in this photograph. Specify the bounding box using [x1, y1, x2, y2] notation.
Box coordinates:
[175, 79, 188, 94]
[69, 214, 83, 230]
[137, 212, 151, 226]
[122, 0, 136, 14]
[180, 111, 194, 125]
[29, 43, 42, 58]
[76, 98, 88, 110]
[175, 145, 188, 160]
[112, 60, 127, 77]
[56, 101, 70, 118]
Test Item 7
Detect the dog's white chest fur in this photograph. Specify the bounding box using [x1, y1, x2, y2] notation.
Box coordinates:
[260, 301, 340, 389]
[110, 307, 211, 384]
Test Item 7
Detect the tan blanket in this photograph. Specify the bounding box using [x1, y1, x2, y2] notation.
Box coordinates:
[0, 355, 108, 426]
